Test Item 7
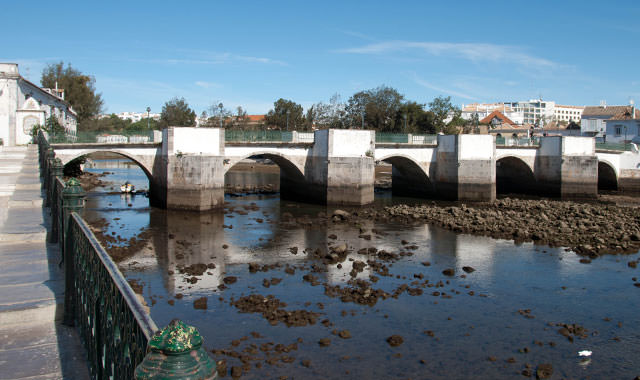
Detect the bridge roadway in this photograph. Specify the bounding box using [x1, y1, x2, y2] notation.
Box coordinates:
[50, 128, 640, 211]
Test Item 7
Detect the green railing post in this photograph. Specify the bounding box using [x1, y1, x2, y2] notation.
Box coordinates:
[44, 148, 55, 190]
[49, 159, 64, 244]
[62, 178, 86, 327]
[135, 319, 217, 380]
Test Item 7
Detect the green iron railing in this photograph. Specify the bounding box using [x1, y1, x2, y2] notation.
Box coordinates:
[69, 213, 157, 379]
[46, 130, 160, 144]
[375, 133, 409, 143]
[225, 129, 293, 142]
[375, 133, 437, 144]
[595, 142, 632, 151]
[37, 131, 216, 379]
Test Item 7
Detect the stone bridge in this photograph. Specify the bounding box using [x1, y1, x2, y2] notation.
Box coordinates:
[50, 128, 640, 211]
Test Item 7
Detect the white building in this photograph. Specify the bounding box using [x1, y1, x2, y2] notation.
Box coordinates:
[0, 63, 77, 146]
[115, 111, 160, 123]
[462, 100, 583, 127]
[553, 104, 583, 123]
[503, 99, 555, 126]
[581, 103, 636, 138]
[602, 104, 639, 143]
[461, 103, 524, 125]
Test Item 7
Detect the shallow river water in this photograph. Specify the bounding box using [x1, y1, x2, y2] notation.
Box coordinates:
[83, 159, 640, 379]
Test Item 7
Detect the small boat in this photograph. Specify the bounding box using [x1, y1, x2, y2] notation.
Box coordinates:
[120, 182, 135, 193]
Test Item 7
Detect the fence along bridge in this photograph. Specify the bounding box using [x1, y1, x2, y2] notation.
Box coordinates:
[50, 127, 640, 211]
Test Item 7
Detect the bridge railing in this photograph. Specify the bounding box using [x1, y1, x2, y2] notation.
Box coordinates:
[47, 130, 162, 144]
[37, 131, 215, 379]
[225, 129, 294, 143]
[496, 136, 540, 147]
[595, 142, 633, 151]
[376, 133, 437, 145]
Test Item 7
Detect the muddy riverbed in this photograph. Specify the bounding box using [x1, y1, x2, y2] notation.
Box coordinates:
[81, 158, 640, 379]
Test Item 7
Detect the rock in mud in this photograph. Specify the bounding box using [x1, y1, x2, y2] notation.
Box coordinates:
[318, 338, 331, 347]
[535, 363, 553, 379]
[223, 276, 238, 284]
[386, 335, 404, 347]
[194, 297, 207, 310]
[442, 268, 455, 276]
[462, 266, 475, 273]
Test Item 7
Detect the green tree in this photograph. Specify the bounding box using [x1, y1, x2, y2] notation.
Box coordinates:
[207, 102, 233, 128]
[159, 97, 196, 128]
[78, 114, 131, 132]
[127, 117, 158, 132]
[346, 86, 405, 131]
[41, 62, 104, 126]
[309, 94, 346, 129]
[265, 99, 305, 130]
[31, 116, 66, 141]
[428, 96, 461, 134]
[395, 101, 436, 134]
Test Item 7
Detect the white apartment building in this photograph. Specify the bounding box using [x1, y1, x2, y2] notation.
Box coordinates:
[502, 100, 555, 126]
[99, 111, 161, 122]
[462, 99, 583, 127]
[461, 103, 524, 125]
[553, 105, 583, 123]
[0, 63, 77, 146]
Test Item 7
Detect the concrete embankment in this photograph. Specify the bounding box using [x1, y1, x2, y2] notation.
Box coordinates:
[0, 145, 89, 379]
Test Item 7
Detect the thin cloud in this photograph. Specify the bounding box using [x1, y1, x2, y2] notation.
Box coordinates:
[337, 41, 558, 69]
[410, 73, 478, 100]
[336, 29, 377, 41]
[195, 81, 221, 89]
[125, 52, 287, 67]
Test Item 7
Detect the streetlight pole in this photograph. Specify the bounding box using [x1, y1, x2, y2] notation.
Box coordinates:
[146, 107, 151, 130]
[624, 125, 627, 149]
[361, 110, 365, 130]
[286, 109, 290, 131]
[218, 103, 224, 129]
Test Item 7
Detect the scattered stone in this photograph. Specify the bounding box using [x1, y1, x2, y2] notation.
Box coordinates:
[194, 297, 207, 310]
[386, 335, 404, 347]
[223, 276, 238, 284]
[536, 363, 553, 379]
[442, 268, 455, 276]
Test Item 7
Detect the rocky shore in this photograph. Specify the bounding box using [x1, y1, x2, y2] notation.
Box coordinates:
[335, 197, 640, 260]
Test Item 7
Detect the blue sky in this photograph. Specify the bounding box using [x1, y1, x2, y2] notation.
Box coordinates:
[3, 1, 639, 115]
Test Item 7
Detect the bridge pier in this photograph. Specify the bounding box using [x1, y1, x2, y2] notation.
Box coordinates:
[158, 128, 226, 211]
[435, 135, 496, 202]
[281, 129, 375, 205]
[536, 137, 597, 198]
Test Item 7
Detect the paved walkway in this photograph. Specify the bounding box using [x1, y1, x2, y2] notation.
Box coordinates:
[0, 145, 89, 380]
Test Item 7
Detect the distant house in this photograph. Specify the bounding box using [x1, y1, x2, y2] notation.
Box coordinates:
[603, 105, 639, 143]
[0, 63, 77, 146]
[480, 110, 517, 128]
[581, 103, 636, 138]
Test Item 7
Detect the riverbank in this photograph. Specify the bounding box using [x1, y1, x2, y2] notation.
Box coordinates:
[334, 197, 640, 260]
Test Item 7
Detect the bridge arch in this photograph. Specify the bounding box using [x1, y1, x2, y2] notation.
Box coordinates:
[224, 151, 305, 181]
[496, 156, 537, 195]
[377, 154, 434, 197]
[59, 150, 155, 182]
[597, 160, 618, 191]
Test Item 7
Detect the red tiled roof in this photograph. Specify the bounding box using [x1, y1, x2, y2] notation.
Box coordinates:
[246, 114, 265, 122]
[479, 110, 516, 126]
[582, 106, 639, 119]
